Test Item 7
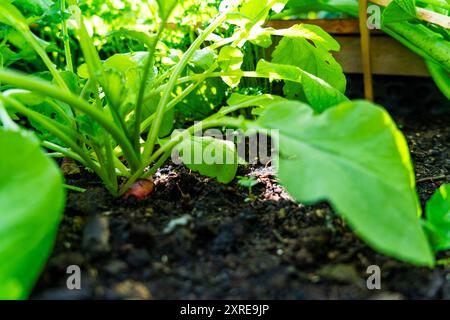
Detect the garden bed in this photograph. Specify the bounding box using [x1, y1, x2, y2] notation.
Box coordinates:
[32, 80, 450, 300]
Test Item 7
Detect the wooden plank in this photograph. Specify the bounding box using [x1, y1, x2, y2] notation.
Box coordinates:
[359, 0, 374, 101]
[334, 36, 429, 76]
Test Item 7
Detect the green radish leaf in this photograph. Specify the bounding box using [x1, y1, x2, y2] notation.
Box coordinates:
[272, 24, 346, 93]
[226, 93, 286, 107]
[108, 28, 155, 49]
[426, 60, 450, 100]
[383, 0, 417, 25]
[257, 100, 434, 266]
[2, 89, 73, 145]
[103, 68, 126, 109]
[0, 1, 29, 31]
[156, 0, 178, 21]
[393, 0, 417, 16]
[12, 0, 53, 16]
[424, 184, 450, 252]
[229, 0, 288, 28]
[255, 60, 348, 112]
[178, 78, 228, 119]
[27, 102, 72, 145]
[218, 46, 244, 88]
[77, 114, 105, 146]
[4, 30, 55, 64]
[0, 128, 65, 299]
[58, 71, 81, 96]
[81, 52, 158, 119]
[191, 48, 215, 72]
[2, 89, 45, 107]
[249, 27, 273, 48]
[227, 0, 288, 47]
[224, 92, 306, 115]
[177, 136, 238, 184]
[141, 89, 174, 138]
[104, 52, 154, 93]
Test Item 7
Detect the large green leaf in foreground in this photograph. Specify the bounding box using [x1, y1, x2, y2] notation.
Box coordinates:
[0, 129, 65, 299]
[257, 100, 434, 266]
[424, 184, 450, 252]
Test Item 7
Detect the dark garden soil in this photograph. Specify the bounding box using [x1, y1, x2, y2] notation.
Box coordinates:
[32, 79, 450, 300]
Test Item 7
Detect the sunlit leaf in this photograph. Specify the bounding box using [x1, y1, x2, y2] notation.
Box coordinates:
[257, 100, 434, 266]
[218, 46, 244, 88]
[0, 128, 65, 299]
[177, 136, 238, 183]
[272, 24, 346, 93]
[255, 60, 348, 112]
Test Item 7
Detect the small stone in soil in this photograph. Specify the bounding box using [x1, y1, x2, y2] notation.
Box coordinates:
[126, 248, 151, 268]
[128, 224, 156, 248]
[213, 225, 237, 253]
[163, 214, 192, 234]
[108, 280, 152, 300]
[104, 260, 128, 275]
[317, 264, 363, 286]
[82, 216, 110, 254]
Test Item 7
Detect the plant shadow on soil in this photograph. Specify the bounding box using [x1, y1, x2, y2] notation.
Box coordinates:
[32, 76, 450, 300]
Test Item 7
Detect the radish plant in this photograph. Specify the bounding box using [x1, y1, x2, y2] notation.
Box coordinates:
[0, 0, 446, 299]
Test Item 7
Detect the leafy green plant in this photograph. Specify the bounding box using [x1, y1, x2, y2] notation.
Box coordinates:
[238, 175, 259, 190]
[0, 107, 65, 299]
[0, 0, 444, 298]
[237, 175, 259, 198]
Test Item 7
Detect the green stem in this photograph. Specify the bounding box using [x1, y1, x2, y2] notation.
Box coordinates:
[140, 80, 204, 132]
[0, 69, 141, 170]
[47, 152, 65, 158]
[436, 258, 450, 266]
[142, 12, 228, 160]
[45, 98, 76, 127]
[113, 157, 131, 177]
[0, 102, 19, 130]
[418, 0, 450, 11]
[0, 3, 67, 88]
[1, 95, 106, 180]
[133, 20, 168, 153]
[80, 78, 94, 99]
[119, 116, 247, 196]
[63, 184, 87, 193]
[60, 0, 74, 72]
[153, 66, 174, 88]
[384, 23, 450, 71]
[67, 2, 103, 77]
[139, 69, 279, 133]
[104, 133, 118, 192]
[42, 140, 88, 166]
[22, 32, 69, 90]
[68, 1, 131, 140]
[141, 151, 171, 179]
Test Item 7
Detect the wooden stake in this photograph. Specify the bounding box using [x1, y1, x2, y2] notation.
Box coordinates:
[359, 0, 374, 101]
